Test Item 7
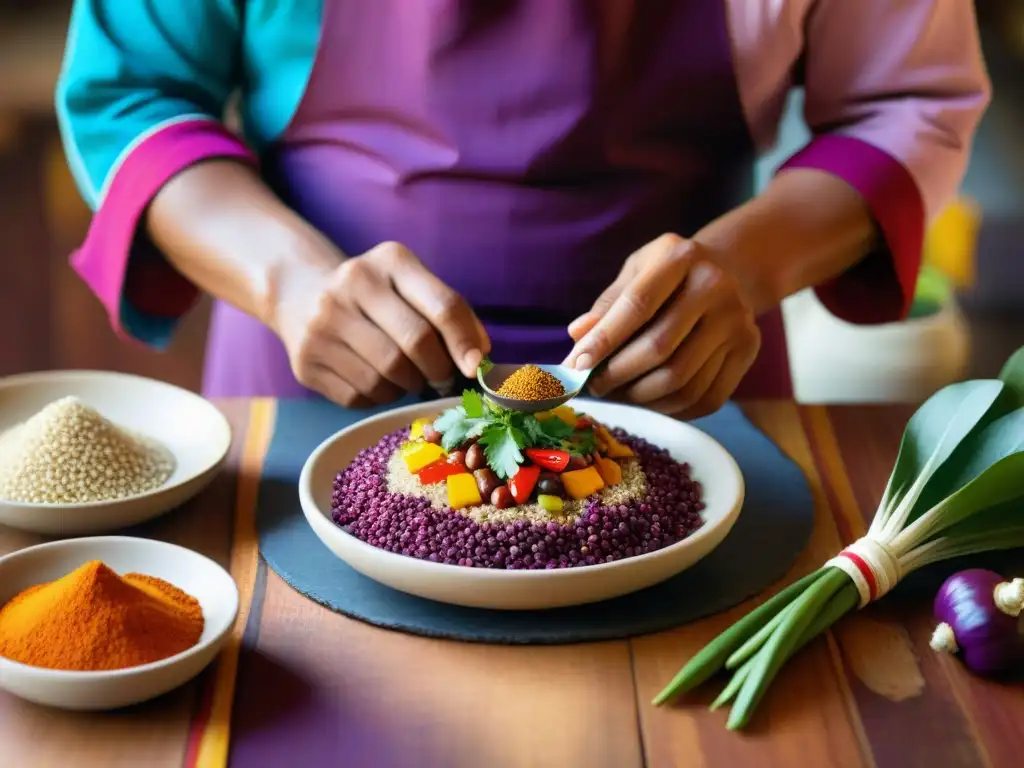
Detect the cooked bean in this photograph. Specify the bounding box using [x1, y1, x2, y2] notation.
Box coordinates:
[447, 450, 467, 466]
[491, 485, 515, 509]
[474, 468, 501, 499]
[567, 454, 588, 471]
[422, 424, 442, 444]
[465, 443, 486, 472]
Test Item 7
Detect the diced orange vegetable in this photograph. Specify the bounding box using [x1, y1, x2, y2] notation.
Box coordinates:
[594, 455, 622, 486]
[596, 426, 634, 458]
[606, 441, 635, 459]
[447, 473, 482, 510]
[409, 417, 434, 440]
[561, 466, 605, 500]
[402, 441, 446, 473]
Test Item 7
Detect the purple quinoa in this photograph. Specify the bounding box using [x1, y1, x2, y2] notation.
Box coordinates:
[331, 426, 706, 570]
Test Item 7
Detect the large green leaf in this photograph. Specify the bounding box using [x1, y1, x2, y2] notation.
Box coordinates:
[908, 408, 1024, 523]
[910, 520, 1024, 567]
[934, 497, 1024, 541]
[998, 345, 1024, 413]
[906, 452, 1024, 542]
[876, 380, 1004, 529]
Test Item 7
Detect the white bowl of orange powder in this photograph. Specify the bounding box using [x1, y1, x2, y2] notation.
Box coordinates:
[0, 536, 238, 710]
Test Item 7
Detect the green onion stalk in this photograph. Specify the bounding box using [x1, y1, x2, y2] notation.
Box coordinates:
[654, 346, 1024, 730]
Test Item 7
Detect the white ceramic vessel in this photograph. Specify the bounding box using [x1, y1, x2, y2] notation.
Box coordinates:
[0, 536, 238, 711]
[0, 370, 232, 535]
[299, 398, 744, 610]
[783, 290, 970, 404]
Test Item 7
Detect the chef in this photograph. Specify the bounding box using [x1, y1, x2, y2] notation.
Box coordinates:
[58, 0, 989, 418]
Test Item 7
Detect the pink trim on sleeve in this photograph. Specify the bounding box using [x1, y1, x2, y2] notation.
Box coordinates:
[780, 134, 925, 325]
[70, 120, 257, 344]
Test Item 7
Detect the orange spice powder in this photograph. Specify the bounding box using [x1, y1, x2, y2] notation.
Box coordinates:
[0, 560, 204, 671]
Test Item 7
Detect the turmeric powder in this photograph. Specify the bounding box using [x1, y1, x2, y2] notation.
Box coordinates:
[0, 560, 204, 671]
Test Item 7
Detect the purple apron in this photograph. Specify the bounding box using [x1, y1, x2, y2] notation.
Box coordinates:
[202, 0, 774, 399]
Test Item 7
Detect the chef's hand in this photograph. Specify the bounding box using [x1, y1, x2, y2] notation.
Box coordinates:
[275, 241, 490, 408]
[564, 234, 760, 420]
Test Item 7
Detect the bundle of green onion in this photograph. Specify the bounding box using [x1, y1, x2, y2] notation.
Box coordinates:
[654, 345, 1024, 730]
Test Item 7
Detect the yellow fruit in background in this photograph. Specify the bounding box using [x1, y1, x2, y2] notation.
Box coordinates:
[923, 197, 981, 290]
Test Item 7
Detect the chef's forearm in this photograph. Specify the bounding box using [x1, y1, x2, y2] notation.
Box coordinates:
[692, 168, 877, 315]
[144, 159, 343, 335]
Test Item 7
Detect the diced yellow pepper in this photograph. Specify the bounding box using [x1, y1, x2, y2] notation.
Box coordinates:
[551, 405, 577, 426]
[409, 417, 433, 440]
[402, 442, 446, 473]
[594, 455, 622, 486]
[596, 426, 634, 458]
[400, 440, 422, 457]
[447, 473, 482, 510]
[534, 410, 553, 421]
[537, 494, 564, 514]
[561, 466, 605, 500]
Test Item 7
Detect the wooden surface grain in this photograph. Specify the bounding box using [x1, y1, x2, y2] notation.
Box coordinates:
[1, 399, 1022, 768]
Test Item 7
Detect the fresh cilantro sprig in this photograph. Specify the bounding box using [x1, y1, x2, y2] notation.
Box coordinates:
[430, 390, 597, 478]
[433, 391, 489, 451]
[479, 423, 525, 480]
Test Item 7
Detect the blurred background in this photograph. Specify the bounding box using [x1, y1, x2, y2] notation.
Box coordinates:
[1, 0, 1021, 394]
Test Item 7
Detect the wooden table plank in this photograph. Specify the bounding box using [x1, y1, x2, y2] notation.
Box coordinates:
[630, 401, 870, 768]
[827, 406, 1024, 768]
[230, 566, 644, 768]
[0, 400, 248, 768]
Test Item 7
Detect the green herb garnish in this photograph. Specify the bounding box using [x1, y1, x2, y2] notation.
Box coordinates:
[433, 392, 489, 452]
[461, 389, 484, 418]
[479, 422, 526, 480]
[432, 390, 595, 479]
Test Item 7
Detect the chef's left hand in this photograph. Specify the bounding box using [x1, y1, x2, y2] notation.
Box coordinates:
[564, 234, 761, 420]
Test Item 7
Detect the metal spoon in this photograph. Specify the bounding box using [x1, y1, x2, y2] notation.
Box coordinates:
[476, 362, 594, 413]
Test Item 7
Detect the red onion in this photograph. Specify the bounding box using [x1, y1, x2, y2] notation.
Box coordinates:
[930, 569, 1024, 675]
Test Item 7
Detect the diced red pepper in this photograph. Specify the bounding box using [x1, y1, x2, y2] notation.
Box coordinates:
[509, 465, 541, 505]
[417, 458, 467, 485]
[575, 416, 594, 430]
[524, 448, 571, 473]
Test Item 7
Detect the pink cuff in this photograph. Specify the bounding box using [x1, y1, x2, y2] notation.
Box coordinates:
[779, 134, 925, 325]
[71, 120, 257, 348]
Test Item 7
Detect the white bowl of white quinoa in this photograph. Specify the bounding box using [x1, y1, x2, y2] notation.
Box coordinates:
[299, 397, 744, 610]
[0, 371, 231, 535]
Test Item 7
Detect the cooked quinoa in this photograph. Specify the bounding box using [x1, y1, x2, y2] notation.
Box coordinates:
[0, 397, 175, 504]
[386, 449, 646, 525]
[332, 424, 705, 570]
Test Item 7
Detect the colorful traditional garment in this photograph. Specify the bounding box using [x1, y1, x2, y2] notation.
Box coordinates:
[57, 1, 990, 398]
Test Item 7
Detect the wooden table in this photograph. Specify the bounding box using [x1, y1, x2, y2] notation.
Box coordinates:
[2, 399, 1022, 768]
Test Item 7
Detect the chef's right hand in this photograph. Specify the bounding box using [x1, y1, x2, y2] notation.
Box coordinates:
[274, 241, 490, 408]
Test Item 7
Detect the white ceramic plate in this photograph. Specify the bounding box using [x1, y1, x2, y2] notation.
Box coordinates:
[299, 398, 744, 610]
[0, 536, 238, 711]
[0, 370, 231, 535]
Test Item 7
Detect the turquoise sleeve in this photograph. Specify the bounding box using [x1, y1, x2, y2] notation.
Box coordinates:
[56, 0, 243, 210]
